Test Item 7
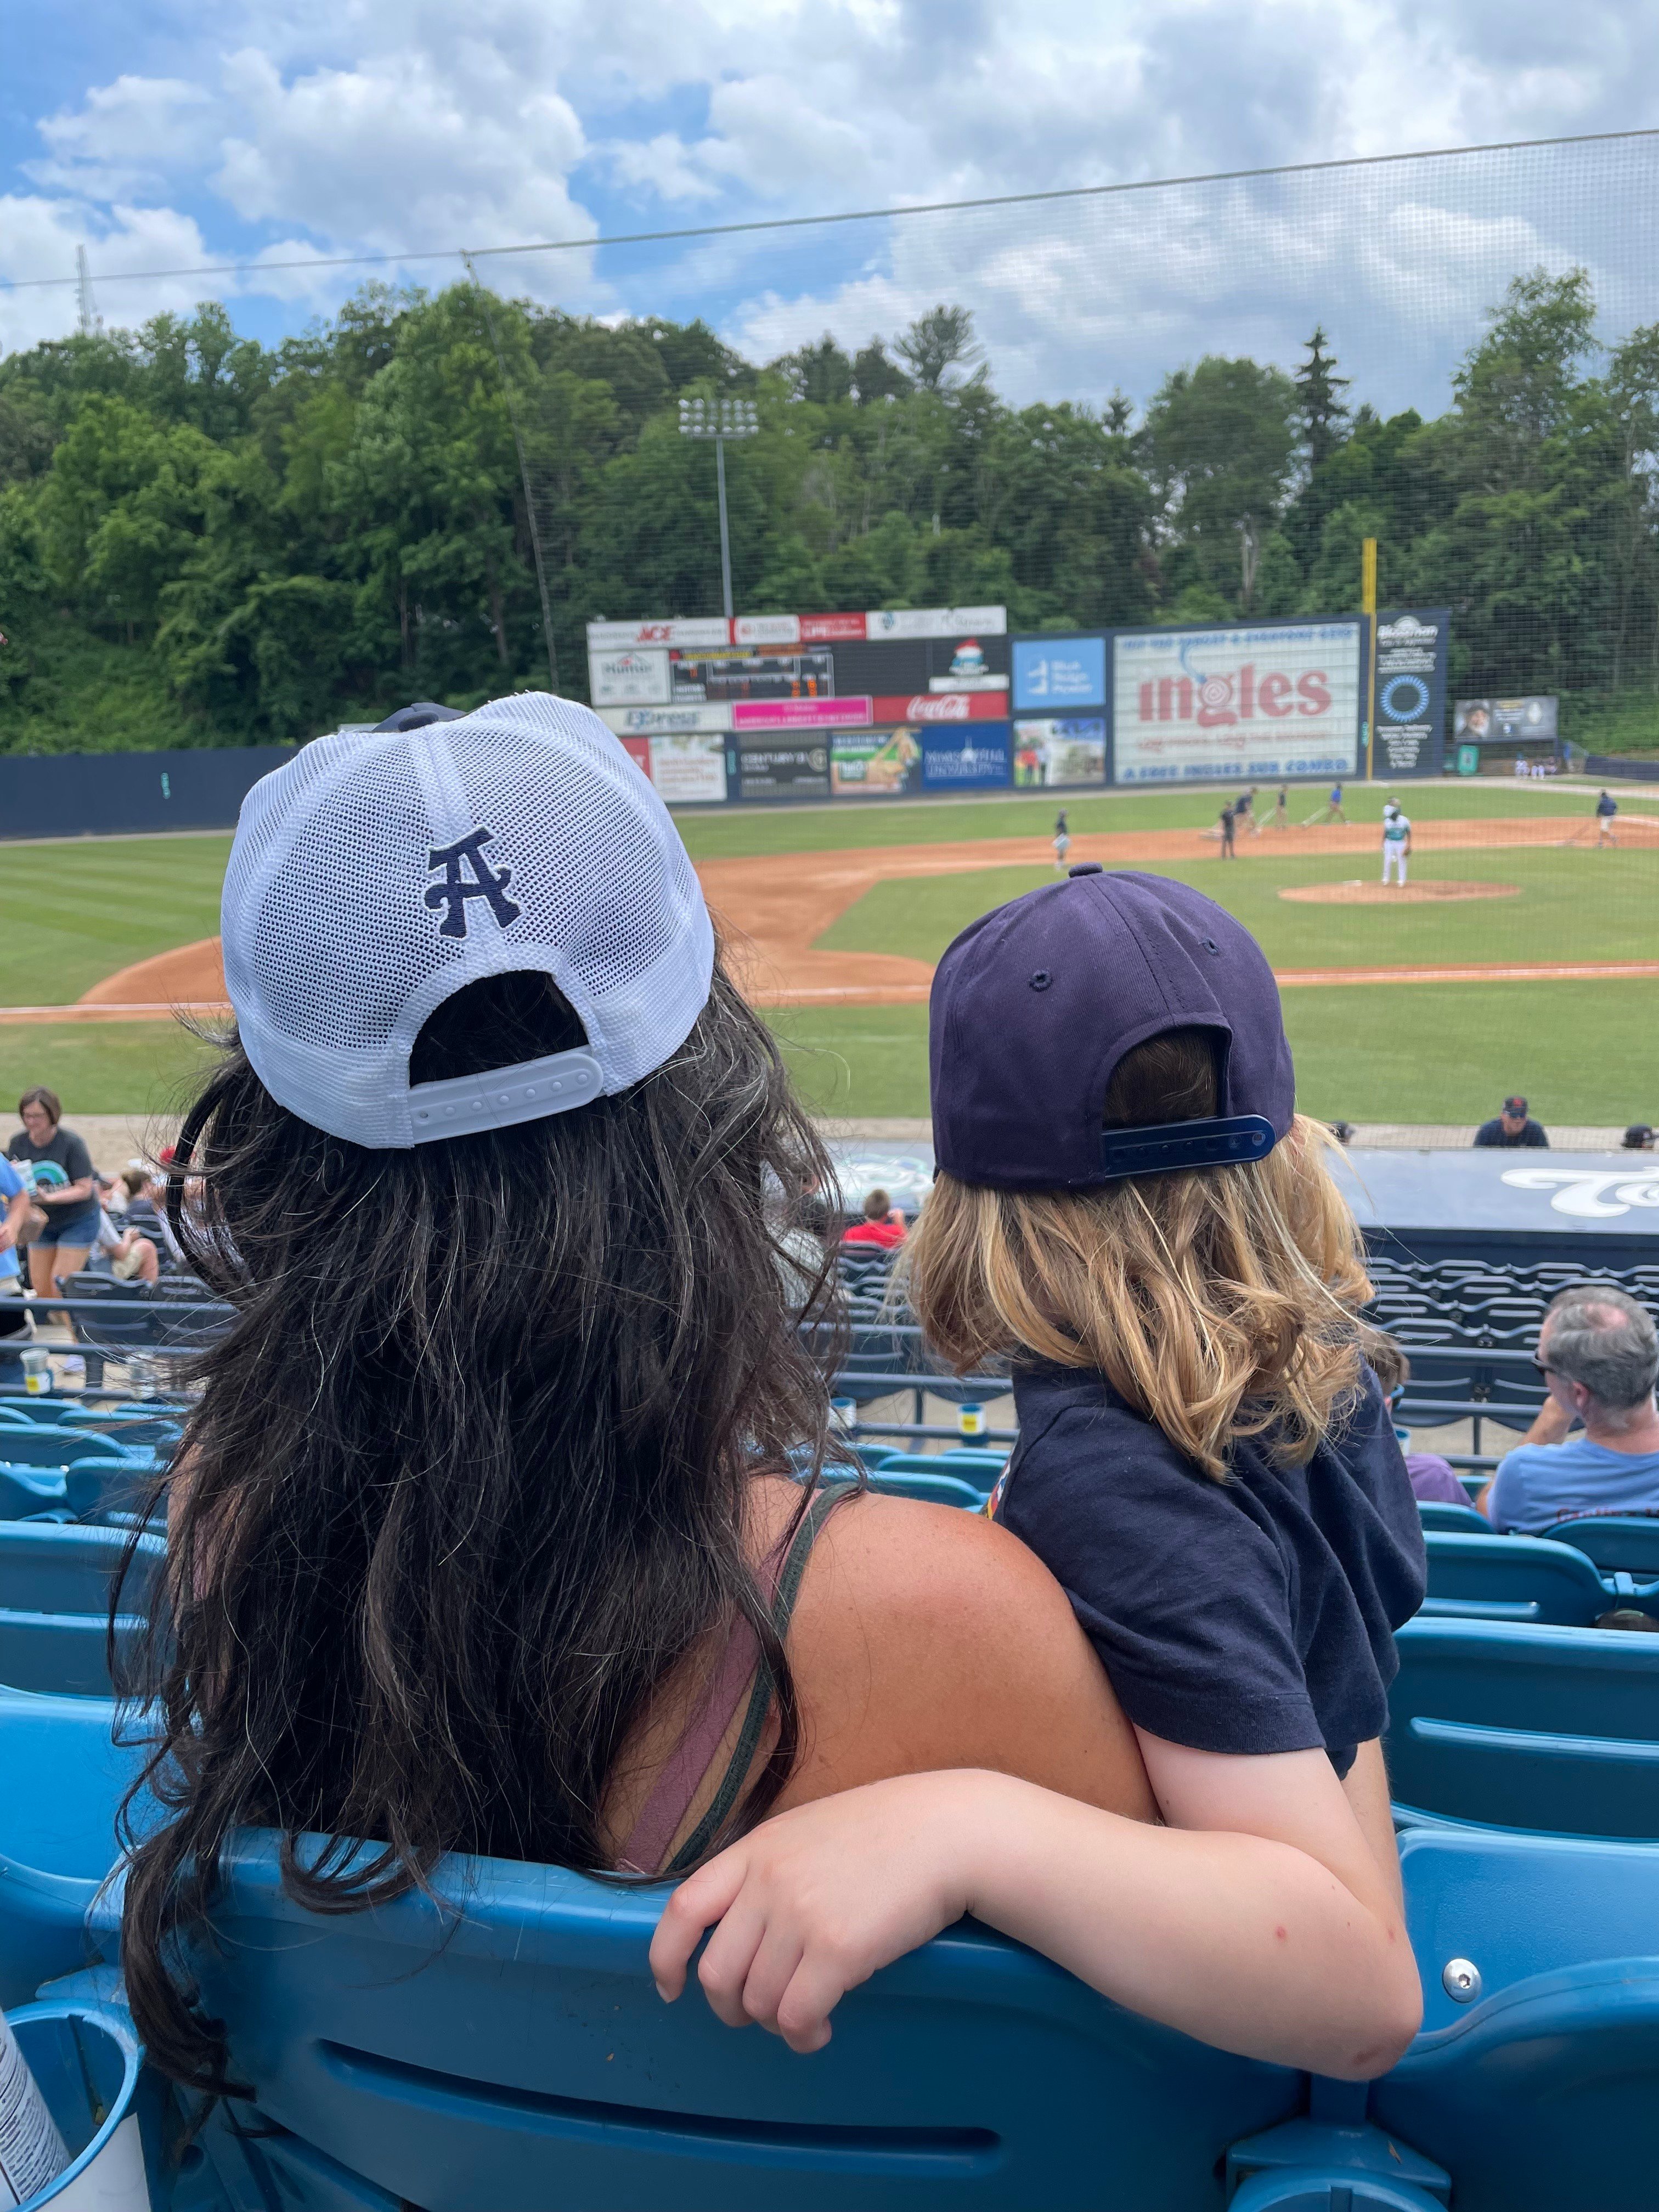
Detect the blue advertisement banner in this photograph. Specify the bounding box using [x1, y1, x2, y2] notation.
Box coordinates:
[921, 724, 1012, 789]
[1012, 635, 1107, 713]
[1373, 608, 1450, 778]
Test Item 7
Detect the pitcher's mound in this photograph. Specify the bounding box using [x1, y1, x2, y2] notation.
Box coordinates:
[1279, 880, 1521, 906]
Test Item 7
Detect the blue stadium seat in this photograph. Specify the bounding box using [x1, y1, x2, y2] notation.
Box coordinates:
[188, 1836, 1304, 2212]
[1539, 1514, 1659, 1576]
[0, 1463, 70, 1519]
[170, 1822, 1659, 2212]
[0, 1526, 162, 1698]
[866, 1468, 985, 1511]
[932, 1450, 1007, 1486]
[1387, 1617, 1659, 1838]
[1416, 1501, 1490, 1534]
[1419, 1530, 1646, 1627]
[0, 1429, 132, 1471]
[1371, 1826, 1659, 2212]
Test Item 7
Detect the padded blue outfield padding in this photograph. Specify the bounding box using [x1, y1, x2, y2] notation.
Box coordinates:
[1373, 1826, 1659, 2212]
[1418, 1530, 1641, 1627]
[1541, 1514, 1659, 1575]
[1387, 1617, 1659, 1838]
[191, 1837, 1302, 2212]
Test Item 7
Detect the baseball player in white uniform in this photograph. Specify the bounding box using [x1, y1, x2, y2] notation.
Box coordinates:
[1381, 801, 1412, 886]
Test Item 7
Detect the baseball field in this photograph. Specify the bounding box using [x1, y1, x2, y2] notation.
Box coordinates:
[0, 780, 1654, 1126]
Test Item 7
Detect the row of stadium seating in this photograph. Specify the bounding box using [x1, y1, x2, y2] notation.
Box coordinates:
[2, 1290, 1656, 2208]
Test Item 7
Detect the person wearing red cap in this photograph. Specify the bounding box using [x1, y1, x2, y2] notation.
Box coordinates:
[1473, 1096, 1548, 1148]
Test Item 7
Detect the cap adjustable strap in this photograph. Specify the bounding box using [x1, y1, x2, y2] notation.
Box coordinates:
[1097, 1114, 1277, 1181]
[408, 1049, 605, 1142]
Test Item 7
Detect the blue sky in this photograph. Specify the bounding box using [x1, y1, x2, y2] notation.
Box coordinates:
[6, 0, 1659, 413]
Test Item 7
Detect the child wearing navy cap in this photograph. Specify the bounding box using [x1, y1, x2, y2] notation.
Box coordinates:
[654, 870, 1425, 2076]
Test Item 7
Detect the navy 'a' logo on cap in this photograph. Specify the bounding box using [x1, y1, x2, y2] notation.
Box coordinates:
[424, 828, 522, 939]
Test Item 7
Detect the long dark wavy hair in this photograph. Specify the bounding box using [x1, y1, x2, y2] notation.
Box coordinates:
[115, 961, 841, 2092]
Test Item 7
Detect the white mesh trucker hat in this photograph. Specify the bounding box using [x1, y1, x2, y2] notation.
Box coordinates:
[221, 693, 715, 1149]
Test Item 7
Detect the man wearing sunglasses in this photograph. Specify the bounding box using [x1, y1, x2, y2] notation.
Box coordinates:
[1479, 1285, 1659, 1532]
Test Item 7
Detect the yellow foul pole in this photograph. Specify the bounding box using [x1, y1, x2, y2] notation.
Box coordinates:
[1361, 536, 1378, 782]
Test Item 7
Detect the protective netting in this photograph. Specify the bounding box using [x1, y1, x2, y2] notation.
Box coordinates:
[3, 132, 1659, 1128]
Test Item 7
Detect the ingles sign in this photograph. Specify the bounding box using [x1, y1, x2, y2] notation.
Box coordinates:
[1109, 620, 1363, 785]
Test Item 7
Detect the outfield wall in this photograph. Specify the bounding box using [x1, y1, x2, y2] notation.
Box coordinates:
[0, 746, 296, 842]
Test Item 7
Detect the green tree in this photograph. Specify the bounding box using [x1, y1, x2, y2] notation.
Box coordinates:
[1144, 357, 1299, 612]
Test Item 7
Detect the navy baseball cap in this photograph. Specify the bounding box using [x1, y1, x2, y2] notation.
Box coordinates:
[930, 867, 1296, 1188]
[374, 702, 466, 733]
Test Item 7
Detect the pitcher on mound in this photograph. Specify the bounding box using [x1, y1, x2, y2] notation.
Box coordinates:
[1381, 802, 1412, 886]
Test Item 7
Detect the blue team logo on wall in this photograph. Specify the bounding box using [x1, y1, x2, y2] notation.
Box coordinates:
[1013, 636, 1106, 713]
[921, 725, 1011, 789]
[1381, 674, 1431, 723]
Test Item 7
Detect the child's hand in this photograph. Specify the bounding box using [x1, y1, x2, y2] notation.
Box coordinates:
[648, 1774, 979, 2054]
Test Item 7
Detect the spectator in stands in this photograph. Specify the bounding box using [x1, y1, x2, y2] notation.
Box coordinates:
[0, 1153, 27, 1305]
[842, 1187, 907, 1250]
[1367, 1341, 1468, 1505]
[1473, 1094, 1548, 1148]
[5, 1087, 100, 1296]
[1479, 1286, 1659, 1532]
[118, 1165, 183, 1268]
[118, 698, 1418, 2096]
[91, 1204, 160, 1286]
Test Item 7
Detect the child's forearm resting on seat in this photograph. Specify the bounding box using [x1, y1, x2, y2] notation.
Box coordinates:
[651, 1766, 1423, 2078]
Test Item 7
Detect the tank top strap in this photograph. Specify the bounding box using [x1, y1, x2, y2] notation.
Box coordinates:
[614, 1479, 859, 1879]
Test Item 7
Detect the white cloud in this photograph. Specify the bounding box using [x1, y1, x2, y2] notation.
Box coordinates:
[0, 198, 221, 353]
[6, 0, 1659, 387]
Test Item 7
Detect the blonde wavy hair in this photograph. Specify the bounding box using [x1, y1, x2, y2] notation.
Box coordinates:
[905, 1028, 1378, 1479]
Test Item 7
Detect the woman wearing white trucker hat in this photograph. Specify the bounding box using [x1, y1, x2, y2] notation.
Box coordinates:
[116, 695, 1418, 2093]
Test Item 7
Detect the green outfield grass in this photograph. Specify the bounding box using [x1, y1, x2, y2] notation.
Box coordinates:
[0, 833, 232, 1006]
[0, 1023, 215, 1117]
[771, 979, 1659, 1125]
[1, 794, 1651, 1120]
[819, 843, 1659, 971]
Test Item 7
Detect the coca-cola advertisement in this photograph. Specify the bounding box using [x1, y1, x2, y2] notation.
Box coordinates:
[1110, 619, 1363, 785]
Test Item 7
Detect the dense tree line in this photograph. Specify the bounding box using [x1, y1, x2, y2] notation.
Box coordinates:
[2, 268, 1658, 752]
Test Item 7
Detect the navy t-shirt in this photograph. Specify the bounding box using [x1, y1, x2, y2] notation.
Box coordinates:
[997, 1360, 1426, 1777]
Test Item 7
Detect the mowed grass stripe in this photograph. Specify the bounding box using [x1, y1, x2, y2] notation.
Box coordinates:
[0, 1022, 216, 1118]
[0, 835, 232, 1004]
[769, 977, 1659, 1126]
[815, 845, 1659, 972]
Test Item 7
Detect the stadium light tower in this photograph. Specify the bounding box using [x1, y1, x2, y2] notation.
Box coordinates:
[677, 397, 758, 620]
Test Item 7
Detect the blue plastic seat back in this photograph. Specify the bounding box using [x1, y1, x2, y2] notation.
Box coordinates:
[1374, 1827, 1659, 2212]
[1539, 1514, 1659, 1575]
[0, 1429, 127, 1471]
[0, 1463, 70, 1519]
[1387, 1617, 1659, 1837]
[0, 1686, 151, 1881]
[1419, 1531, 1611, 1628]
[866, 1469, 985, 1511]
[0, 1527, 163, 1698]
[194, 1836, 1300, 2212]
[1415, 1502, 1490, 1534]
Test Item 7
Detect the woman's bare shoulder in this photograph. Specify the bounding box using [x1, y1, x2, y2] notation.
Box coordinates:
[778, 1484, 1155, 1819]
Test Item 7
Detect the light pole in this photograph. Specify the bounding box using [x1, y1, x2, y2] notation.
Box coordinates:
[677, 397, 758, 621]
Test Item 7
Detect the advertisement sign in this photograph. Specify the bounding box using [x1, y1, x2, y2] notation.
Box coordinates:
[590, 649, 670, 707]
[1373, 608, 1449, 777]
[599, 703, 732, 736]
[866, 605, 1009, 640]
[586, 618, 731, 650]
[1012, 636, 1107, 713]
[929, 637, 1007, 692]
[733, 614, 801, 646]
[830, 730, 923, 798]
[736, 740, 831, 801]
[800, 611, 869, 642]
[1454, 697, 1559, 746]
[871, 690, 1007, 724]
[645, 734, 727, 805]
[1110, 620, 1362, 785]
[732, 696, 870, 732]
[1013, 718, 1107, 787]
[921, 724, 1012, 790]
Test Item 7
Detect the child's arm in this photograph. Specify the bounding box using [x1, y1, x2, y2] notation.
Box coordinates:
[651, 1762, 1422, 2080]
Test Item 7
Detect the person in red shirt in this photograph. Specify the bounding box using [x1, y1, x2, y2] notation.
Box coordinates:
[841, 1188, 907, 1249]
